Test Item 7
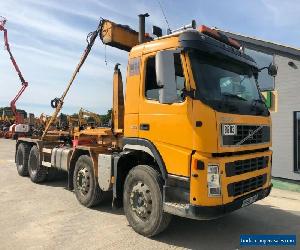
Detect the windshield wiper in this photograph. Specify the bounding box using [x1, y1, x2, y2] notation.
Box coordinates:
[222, 93, 247, 101]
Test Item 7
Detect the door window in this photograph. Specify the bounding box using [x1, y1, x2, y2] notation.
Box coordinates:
[144, 53, 186, 102]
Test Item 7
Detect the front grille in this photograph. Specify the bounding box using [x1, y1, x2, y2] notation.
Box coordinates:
[222, 125, 270, 146]
[227, 174, 267, 197]
[225, 156, 269, 177]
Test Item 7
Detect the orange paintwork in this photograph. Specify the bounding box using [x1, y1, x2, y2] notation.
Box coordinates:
[190, 150, 272, 206]
[124, 32, 272, 206]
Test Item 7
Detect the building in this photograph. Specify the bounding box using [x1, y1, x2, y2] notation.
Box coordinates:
[218, 29, 300, 181]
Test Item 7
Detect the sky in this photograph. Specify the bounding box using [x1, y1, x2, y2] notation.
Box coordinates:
[0, 0, 299, 116]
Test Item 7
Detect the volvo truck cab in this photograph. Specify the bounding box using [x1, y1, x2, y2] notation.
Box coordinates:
[123, 26, 274, 222]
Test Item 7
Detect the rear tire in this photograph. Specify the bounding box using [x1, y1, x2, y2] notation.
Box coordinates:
[28, 145, 47, 183]
[46, 168, 67, 181]
[73, 155, 103, 207]
[16, 143, 30, 176]
[46, 168, 58, 181]
[123, 165, 172, 237]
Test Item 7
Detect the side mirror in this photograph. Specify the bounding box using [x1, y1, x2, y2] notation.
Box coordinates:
[156, 50, 178, 104]
[268, 63, 278, 77]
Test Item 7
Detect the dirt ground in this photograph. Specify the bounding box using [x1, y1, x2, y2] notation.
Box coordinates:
[0, 138, 299, 250]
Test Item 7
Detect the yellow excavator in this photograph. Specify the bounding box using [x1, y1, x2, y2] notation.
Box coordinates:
[78, 108, 101, 128]
[15, 14, 276, 237]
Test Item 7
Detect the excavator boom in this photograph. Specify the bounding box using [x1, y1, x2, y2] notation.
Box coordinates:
[0, 17, 28, 124]
[78, 108, 101, 127]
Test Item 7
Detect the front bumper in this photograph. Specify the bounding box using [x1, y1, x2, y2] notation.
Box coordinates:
[163, 185, 272, 220]
[190, 150, 272, 206]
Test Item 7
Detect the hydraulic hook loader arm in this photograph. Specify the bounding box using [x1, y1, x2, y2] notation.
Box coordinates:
[41, 20, 103, 140]
[0, 17, 28, 124]
[42, 17, 138, 139]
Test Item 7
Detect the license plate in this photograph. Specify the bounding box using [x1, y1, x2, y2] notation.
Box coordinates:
[242, 194, 258, 207]
[223, 124, 237, 136]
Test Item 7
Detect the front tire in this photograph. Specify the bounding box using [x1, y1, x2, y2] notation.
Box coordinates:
[16, 143, 30, 176]
[123, 165, 172, 237]
[28, 145, 47, 183]
[73, 155, 103, 207]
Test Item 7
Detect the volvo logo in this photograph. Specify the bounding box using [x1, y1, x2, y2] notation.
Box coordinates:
[220, 117, 235, 123]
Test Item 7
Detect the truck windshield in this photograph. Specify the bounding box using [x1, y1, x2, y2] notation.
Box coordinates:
[189, 51, 269, 116]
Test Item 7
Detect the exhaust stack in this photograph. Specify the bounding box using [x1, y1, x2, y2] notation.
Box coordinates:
[138, 13, 149, 44]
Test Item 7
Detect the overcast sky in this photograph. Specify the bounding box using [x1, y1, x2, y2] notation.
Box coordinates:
[0, 0, 299, 116]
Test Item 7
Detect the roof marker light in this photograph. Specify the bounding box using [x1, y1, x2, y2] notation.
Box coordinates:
[198, 25, 241, 49]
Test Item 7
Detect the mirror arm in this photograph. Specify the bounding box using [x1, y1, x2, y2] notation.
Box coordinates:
[258, 66, 268, 72]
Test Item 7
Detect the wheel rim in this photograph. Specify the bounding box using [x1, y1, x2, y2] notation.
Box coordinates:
[130, 181, 153, 221]
[76, 167, 90, 196]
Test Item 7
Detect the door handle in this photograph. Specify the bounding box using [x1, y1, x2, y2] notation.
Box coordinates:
[140, 123, 150, 131]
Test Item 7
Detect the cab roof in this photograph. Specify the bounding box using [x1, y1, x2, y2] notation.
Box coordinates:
[130, 29, 258, 69]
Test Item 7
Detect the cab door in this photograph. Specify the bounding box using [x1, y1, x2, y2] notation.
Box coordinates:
[138, 50, 193, 177]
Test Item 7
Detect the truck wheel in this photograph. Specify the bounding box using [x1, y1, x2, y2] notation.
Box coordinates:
[46, 168, 58, 181]
[16, 143, 30, 176]
[28, 145, 47, 183]
[73, 155, 103, 207]
[123, 165, 172, 237]
[47, 168, 67, 181]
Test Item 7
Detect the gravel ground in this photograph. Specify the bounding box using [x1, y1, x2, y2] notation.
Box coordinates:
[0, 138, 299, 250]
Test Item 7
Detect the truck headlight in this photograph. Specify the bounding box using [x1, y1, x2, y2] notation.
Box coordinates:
[207, 164, 221, 197]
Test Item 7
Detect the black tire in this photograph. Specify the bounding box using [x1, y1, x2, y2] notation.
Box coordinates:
[28, 145, 47, 183]
[16, 143, 30, 176]
[123, 165, 172, 237]
[73, 155, 103, 207]
[46, 168, 67, 181]
[46, 168, 58, 181]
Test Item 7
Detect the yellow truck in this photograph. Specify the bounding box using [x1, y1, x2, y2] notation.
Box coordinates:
[15, 14, 276, 237]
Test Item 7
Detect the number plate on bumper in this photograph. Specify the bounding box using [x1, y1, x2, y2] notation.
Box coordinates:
[242, 194, 258, 207]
